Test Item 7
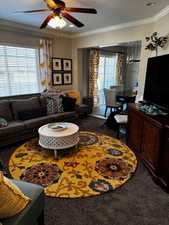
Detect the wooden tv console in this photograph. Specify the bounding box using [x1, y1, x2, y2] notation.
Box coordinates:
[127, 103, 169, 192]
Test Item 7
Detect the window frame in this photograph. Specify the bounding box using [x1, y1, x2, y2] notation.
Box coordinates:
[0, 43, 41, 98]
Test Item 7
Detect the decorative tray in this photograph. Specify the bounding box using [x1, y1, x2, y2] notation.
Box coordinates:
[47, 123, 67, 132]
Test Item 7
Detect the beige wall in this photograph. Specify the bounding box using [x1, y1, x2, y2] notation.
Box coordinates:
[0, 26, 73, 91]
[72, 23, 153, 97]
[0, 28, 72, 59]
[72, 12, 169, 99]
[52, 37, 73, 91]
[53, 37, 72, 58]
[0, 29, 40, 47]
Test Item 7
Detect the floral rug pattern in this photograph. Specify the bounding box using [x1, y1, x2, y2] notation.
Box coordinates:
[9, 131, 137, 198]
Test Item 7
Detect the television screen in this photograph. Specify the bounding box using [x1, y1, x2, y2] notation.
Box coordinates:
[143, 54, 169, 110]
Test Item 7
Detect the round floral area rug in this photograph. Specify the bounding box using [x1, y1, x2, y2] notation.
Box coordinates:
[9, 131, 137, 198]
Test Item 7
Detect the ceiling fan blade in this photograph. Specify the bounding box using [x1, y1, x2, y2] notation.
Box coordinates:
[62, 12, 84, 27]
[15, 9, 49, 13]
[64, 8, 97, 14]
[40, 14, 53, 29]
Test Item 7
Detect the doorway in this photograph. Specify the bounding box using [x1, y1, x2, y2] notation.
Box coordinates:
[92, 41, 141, 118]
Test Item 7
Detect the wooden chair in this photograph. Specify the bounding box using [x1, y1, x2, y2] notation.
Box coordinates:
[103, 88, 122, 117]
[114, 114, 128, 139]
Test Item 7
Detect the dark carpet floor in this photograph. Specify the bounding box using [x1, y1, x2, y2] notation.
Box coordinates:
[1, 116, 169, 225]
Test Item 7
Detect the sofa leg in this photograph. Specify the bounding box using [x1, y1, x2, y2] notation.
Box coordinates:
[38, 210, 45, 225]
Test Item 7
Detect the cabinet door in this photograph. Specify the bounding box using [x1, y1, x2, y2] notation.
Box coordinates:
[141, 120, 162, 168]
[127, 109, 143, 152]
[159, 127, 169, 184]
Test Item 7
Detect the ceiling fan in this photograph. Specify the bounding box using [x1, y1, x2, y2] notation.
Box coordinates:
[17, 0, 97, 29]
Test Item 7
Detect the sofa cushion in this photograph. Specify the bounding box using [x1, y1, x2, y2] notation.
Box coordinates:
[0, 172, 30, 219]
[0, 121, 26, 137]
[23, 111, 77, 130]
[39, 96, 47, 108]
[45, 111, 77, 122]
[23, 116, 54, 130]
[18, 107, 47, 121]
[0, 101, 13, 121]
[11, 97, 41, 120]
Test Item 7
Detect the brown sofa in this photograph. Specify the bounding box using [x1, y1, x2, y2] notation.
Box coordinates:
[0, 95, 78, 148]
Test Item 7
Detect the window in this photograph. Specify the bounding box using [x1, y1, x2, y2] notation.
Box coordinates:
[98, 54, 117, 105]
[0, 45, 40, 97]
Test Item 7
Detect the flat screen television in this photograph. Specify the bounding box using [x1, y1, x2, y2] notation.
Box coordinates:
[143, 54, 169, 111]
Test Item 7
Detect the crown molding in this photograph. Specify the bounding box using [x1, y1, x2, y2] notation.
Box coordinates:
[0, 19, 71, 39]
[153, 4, 169, 22]
[71, 4, 169, 38]
[70, 17, 154, 38]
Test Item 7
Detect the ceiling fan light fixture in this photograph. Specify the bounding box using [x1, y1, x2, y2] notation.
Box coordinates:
[48, 16, 67, 29]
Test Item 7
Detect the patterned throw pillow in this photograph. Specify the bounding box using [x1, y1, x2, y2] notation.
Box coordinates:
[0, 172, 30, 219]
[46, 97, 63, 115]
[0, 118, 8, 128]
[53, 97, 63, 113]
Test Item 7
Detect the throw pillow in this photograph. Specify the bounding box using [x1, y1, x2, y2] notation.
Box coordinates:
[62, 96, 76, 112]
[0, 118, 8, 128]
[46, 97, 63, 115]
[0, 172, 30, 219]
[17, 107, 46, 121]
[11, 97, 40, 120]
[67, 92, 80, 104]
[53, 97, 63, 113]
[46, 97, 54, 115]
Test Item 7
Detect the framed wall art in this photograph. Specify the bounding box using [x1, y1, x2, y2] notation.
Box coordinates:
[52, 73, 63, 85]
[63, 73, 72, 85]
[52, 58, 62, 70]
[63, 59, 72, 71]
[52, 57, 72, 85]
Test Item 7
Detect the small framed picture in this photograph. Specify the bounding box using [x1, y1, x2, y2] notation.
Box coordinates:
[63, 73, 72, 85]
[63, 59, 72, 71]
[52, 58, 62, 70]
[52, 73, 63, 85]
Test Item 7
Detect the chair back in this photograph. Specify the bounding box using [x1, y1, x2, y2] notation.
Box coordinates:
[110, 85, 123, 93]
[104, 88, 117, 106]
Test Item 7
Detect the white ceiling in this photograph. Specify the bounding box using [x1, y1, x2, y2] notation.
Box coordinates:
[0, 0, 169, 34]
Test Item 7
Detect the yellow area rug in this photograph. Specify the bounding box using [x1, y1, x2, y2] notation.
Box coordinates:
[9, 131, 137, 198]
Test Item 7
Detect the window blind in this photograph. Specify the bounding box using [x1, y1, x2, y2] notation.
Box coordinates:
[0, 45, 40, 97]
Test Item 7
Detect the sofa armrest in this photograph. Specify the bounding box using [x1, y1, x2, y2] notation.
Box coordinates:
[1, 180, 44, 225]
